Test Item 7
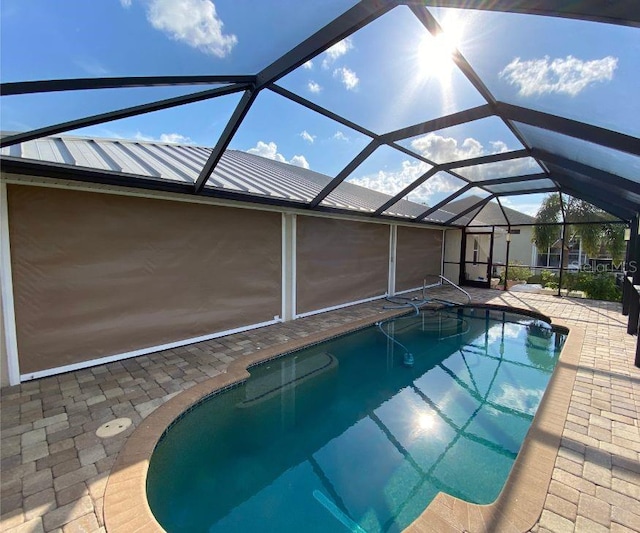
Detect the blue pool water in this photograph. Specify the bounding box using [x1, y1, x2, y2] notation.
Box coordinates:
[147, 306, 566, 532]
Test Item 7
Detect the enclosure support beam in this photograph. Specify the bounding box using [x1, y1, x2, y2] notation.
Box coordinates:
[388, 225, 398, 296]
[504, 226, 512, 292]
[412, 0, 640, 28]
[256, 0, 395, 87]
[441, 150, 530, 171]
[194, 89, 258, 193]
[415, 185, 471, 221]
[309, 140, 379, 208]
[0, 75, 256, 96]
[0, 182, 21, 386]
[496, 102, 640, 157]
[374, 168, 439, 216]
[281, 214, 297, 321]
[382, 104, 493, 142]
[557, 222, 567, 298]
[0, 84, 251, 149]
[447, 195, 495, 225]
[535, 150, 640, 197]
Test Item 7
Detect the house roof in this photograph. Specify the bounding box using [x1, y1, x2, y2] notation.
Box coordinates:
[445, 195, 536, 226]
[1, 134, 458, 223]
[1, 1, 637, 226]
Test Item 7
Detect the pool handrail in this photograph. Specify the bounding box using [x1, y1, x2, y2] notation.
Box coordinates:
[439, 275, 472, 304]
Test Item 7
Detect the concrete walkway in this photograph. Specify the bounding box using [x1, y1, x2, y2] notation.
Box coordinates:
[1, 288, 639, 532]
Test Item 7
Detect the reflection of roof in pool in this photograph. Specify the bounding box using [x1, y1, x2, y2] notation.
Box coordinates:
[200, 310, 550, 521]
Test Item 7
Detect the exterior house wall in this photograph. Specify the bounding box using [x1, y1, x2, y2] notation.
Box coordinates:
[296, 216, 389, 315]
[7, 184, 282, 379]
[395, 226, 443, 292]
[2, 180, 447, 384]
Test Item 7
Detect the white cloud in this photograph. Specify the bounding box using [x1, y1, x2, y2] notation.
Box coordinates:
[349, 160, 432, 201]
[411, 133, 484, 163]
[348, 132, 539, 207]
[159, 133, 193, 144]
[410, 173, 462, 205]
[333, 67, 359, 90]
[246, 141, 309, 169]
[133, 132, 154, 141]
[133, 131, 194, 144]
[289, 155, 310, 169]
[307, 81, 322, 93]
[322, 37, 353, 69]
[490, 140, 509, 154]
[500, 197, 542, 217]
[247, 141, 285, 162]
[144, 0, 237, 58]
[409, 132, 537, 181]
[487, 323, 521, 343]
[120, 0, 132, 7]
[303, 60, 313, 70]
[499, 55, 618, 97]
[492, 383, 543, 416]
[300, 130, 315, 144]
[333, 131, 349, 142]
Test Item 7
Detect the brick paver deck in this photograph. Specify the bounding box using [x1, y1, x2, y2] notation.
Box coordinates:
[1, 288, 639, 532]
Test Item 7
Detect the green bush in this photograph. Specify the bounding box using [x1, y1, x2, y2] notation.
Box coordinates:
[576, 273, 621, 301]
[535, 269, 620, 301]
[540, 269, 558, 289]
[562, 272, 580, 293]
[504, 262, 532, 282]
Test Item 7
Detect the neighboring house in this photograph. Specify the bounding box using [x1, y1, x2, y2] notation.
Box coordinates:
[535, 238, 588, 271]
[444, 195, 610, 280]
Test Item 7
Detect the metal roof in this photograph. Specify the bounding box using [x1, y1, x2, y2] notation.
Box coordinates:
[0, 0, 637, 226]
[0, 134, 466, 223]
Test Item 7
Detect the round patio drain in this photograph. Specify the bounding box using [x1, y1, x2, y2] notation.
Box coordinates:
[96, 417, 132, 438]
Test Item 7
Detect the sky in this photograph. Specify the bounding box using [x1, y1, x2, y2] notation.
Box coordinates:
[1, 1, 638, 217]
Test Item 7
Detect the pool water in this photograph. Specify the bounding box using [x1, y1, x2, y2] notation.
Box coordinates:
[147, 307, 565, 533]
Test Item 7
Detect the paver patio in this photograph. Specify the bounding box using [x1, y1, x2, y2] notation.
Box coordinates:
[1, 288, 639, 533]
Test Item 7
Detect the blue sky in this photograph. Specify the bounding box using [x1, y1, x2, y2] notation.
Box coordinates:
[1, 1, 637, 216]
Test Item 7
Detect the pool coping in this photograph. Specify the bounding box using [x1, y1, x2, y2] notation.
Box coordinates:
[103, 307, 583, 533]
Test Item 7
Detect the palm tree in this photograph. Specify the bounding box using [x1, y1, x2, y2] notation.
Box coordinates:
[532, 193, 626, 265]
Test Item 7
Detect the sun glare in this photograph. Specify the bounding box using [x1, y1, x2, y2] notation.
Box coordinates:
[417, 412, 436, 431]
[415, 16, 465, 83]
[417, 32, 458, 80]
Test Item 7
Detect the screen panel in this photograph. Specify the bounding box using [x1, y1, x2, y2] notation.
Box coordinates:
[395, 226, 443, 292]
[8, 185, 281, 375]
[296, 216, 389, 314]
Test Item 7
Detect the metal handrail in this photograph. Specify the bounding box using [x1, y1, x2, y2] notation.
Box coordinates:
[439, 275, 472, 304]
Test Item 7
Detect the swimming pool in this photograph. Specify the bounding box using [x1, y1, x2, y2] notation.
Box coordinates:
[146, 306, 566, 532]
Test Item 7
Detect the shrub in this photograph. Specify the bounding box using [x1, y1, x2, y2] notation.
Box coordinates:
[540, 269, 558, 289]
[562, 272, 580, 293]
[505, 262, 532, 282]
[578, 273, 621, 301]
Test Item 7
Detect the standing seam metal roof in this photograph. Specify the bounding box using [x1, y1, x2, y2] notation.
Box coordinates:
[1, 134, 479, 223]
